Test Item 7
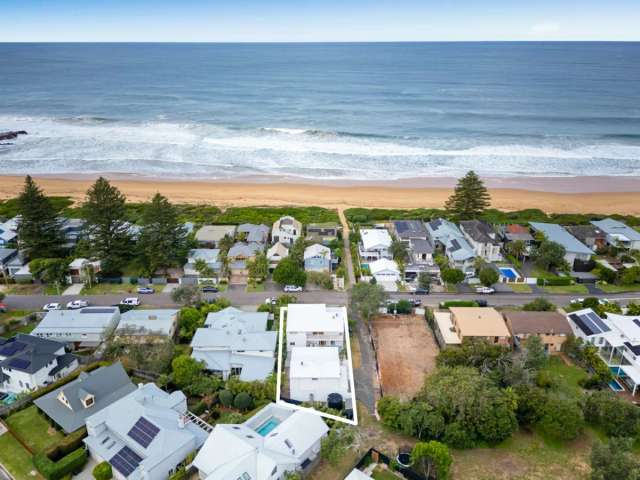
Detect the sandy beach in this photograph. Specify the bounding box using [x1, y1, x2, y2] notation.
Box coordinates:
[1, 174, 640, 215]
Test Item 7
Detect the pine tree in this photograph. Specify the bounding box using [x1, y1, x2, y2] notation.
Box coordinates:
[137, 193, 188, 276]
[82, 177, 132, 274]
[16, 175, 65, 258]
[444, 170, 491, 219]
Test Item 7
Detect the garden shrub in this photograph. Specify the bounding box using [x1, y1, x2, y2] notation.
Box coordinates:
[218, 389, 234, 407]
[34, 448, 88, 480]
[233, 392, 254, 411]
[439, 300, 478, 309]
[92, 461, 113, 480]
[45, 427, 87, 461]
[537, 276, 572, 286]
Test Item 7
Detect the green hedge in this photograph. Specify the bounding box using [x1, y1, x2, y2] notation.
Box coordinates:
[44, 427, 87, 461]
[536, 277, 572, 286]
[34, 448, 88, 480]
[439, 300, 479, 309]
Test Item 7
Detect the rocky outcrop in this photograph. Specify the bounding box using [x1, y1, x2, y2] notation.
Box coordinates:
[0, 131, 27, 141]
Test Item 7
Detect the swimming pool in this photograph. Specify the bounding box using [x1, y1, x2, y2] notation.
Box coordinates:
[609, 379, 625, 392]
[255, 417, 281, 436]
[499, 267, 519, 280]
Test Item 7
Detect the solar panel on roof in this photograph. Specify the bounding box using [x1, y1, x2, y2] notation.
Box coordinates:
[634, 319, 640, 329]
[127, 417, 159, 448]
[569, 313, 597, 336]
[579, 313, 602, 335]
[0, 341, 26, 356]
[588, 312, 610, 333]
[80, 308, 116, 314]
[110, 446, 142, 477]
[9, 358, 30, 369]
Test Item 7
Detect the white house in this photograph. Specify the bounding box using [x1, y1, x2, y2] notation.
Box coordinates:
[0, 334, 78, 394]
[191, 307, 277, 381]
[368, 258, 401, 291]
[267, 242, 289, 270]
[0, 248, 27, 279]
[304, 243, 331, 273]
[592, 218, 640, 251]
[192, 402, 328, 480]
[459, 220, 503, 263]
[84, 383, 208, 480]
[358, 228, 392, 262]
[530, 222, 594, 270]
[0, 217, 18, 246]
[289, 347, 351, 403]
[67, 258, 102, 284]
[115, 309, 178, 340]
[426, 218, 476, 272]
[283, 304, 345, 351]
[32, 307, 121, 347]
[272, 216, 302, 246]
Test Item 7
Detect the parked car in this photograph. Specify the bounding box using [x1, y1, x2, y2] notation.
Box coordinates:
[412, 298, 422, 307]
[43, 303, 61, 311]
[284, 285, 303, 293]
[570, 298, 586, 305]
[264, 298, 277, 305]
[201, 285, 219, 293]
[475, 299, 488, 307]
[414, 287, 430, 295]
[475, 287, 495, 294]
[137, 286, 155, 294]
[66, 299, 89, 310]
[120, 297, 141, 306]
[0, 303, 7, 313]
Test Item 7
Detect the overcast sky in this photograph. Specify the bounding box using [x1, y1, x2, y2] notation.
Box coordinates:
[1, 0, 639, 42]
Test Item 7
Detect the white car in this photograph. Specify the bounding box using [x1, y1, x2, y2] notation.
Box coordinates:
[283, 285, 303, 293]
[43, 303, 61, 311]
[66, 299, 89, 310]
[475, 287, 495, 294]
[120, 297, 141, 306]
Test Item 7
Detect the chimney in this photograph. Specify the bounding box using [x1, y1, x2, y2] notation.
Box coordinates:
[138, 383, 144, 390]
[178, 415, 186, 429]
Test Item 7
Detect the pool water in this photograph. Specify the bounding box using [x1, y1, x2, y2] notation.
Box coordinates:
[499, 267, 519, 280]
[609, 379, 625, 392]
[255, 417, 280, 436]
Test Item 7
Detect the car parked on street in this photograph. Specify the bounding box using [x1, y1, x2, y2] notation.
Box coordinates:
[475, 287, 495, 294]
[283, 285, 303, 293]
[120, 297, 141, 306]
[43, 303, 62, 311]
[413, 287, 430, 295]
[66, 299, 89, 309]
[137, 286, 155, 294]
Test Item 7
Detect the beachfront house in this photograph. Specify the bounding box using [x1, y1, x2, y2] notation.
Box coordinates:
[283, 304, 346, 351]
[0, 334, 78, 394]
[529, 222, 594, 271]
[435, 307, 511, 347]
[182, 248, 221, 282]
[566, 225, 607, 251]
[391, 220, 429, 244]
[503, 310, 572, 353]
[591, 218, 640, 251]
[32, 307, 121, 348]
[426, 218, 476, 273]
[34, 363, 136, 434]
[195, 225, 237, 248]
[272, 216, 302, 246]
[306, 222, 341, 245]
[191, 307, 277, 381]
[358, 228, 392, 262]
[566, 308, 640, 396]
[83, 383, 208, 480]
[460, 219, 503, 263]
[61, 217, 86, 249]
[115, 309, 178, 341]
[237, 223, 270, 244]
[0, 217, 18, 246]
[500, 224, 535, 256]
[192, 402, 328, 480]
[267, 242, 289, 270]
[368, 258, 401, 291]
[304, 243, 331, 273]
[289, 347, 351, 403]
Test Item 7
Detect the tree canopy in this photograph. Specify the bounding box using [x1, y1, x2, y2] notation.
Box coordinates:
[479, 267, 499, 287]
[533, 240, 567, 271]
[444, 171, 491, 219]
[273, 257, 306, 286]
[350, 281, 387, 321]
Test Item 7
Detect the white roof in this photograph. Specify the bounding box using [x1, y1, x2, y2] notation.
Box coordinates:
[33, 307, 120, 336]
[369, 258, 399, 275]
[621, 364, 640, 385]
[285, 304, 345, 334]
[192, 403, 328, 480]
[267, 242, 289, 259]
[592, 218, 640, 242]
[304, 243, 330, 260]
[603, 313, 640, 345]
[117, 309, 178, 336]
[360, 228, 392, 251]
[346, 470, 374, 480]
[188, 248, 220, 263]
[290, 347, 341, 379]
[434, 311, 462, 345]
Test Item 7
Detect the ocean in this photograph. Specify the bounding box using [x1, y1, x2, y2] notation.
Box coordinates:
[0, 42, 639, 180]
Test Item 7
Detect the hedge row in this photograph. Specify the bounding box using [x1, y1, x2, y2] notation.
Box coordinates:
[34, 448, 88, 480]
[537, 277, 572, 286]
[44, 427, 87, 461]
[439, 300, 479, 309]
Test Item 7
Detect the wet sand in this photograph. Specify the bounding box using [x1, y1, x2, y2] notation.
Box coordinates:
[1, 174, 639, 215]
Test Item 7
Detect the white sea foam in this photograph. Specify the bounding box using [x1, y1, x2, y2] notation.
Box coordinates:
[1, 115, 639, 180]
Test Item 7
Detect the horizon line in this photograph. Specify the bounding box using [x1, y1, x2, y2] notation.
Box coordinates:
[1, 40, 639, 44]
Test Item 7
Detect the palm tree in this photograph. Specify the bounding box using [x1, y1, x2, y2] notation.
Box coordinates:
[506, 240, 527, 261]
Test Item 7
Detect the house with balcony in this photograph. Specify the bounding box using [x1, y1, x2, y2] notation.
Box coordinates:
[272, 216, 302, 246]
[227, 242, 263, 280]
[0, 217, 18, 246]
[283, 304, 346, 352]
[289, 347, 351, 404]
[267, 242, 289, 271]
[591, 218, 640, 251]
[500, 224, 535, 256]
[529, 222, 594, 271]
[182, 249, 221, 281]
[358, 228, 392, 262]
[426, 219, 476, 273]
[67, 258, 102, 284]
[460, 220, 503, 263]
[192, 402, 328, 480]
[237, 223, 271, 244]
[306, 222, 341, 245]
[304, 244, 331, 273]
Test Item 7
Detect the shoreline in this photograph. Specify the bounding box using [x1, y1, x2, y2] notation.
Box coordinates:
[1, 174, 640, 214]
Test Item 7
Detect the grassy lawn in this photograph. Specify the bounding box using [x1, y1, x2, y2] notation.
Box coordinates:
[541, 284, 589, 295]
[6, 405, 65, 453]
[246, 283, 265, 293]
[445, 283, 458, 293]
[598, 283, 640, 293]
[531, 267, 557, 280]
[350, 335, 362, 369]
[81, 283, 137, 295]
[509, 283, 533, 293]
[3, 283, 43, 295]
[0, 433, 41, 479]
[372, 467, 404, 480]
[541, 355, 588, 397]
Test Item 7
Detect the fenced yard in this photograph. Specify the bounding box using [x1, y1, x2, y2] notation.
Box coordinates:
[371, 314, 439, 400]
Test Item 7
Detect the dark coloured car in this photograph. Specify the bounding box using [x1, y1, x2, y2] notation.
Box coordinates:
[201, 285, 219, 293]
[414, 287, 430, 295]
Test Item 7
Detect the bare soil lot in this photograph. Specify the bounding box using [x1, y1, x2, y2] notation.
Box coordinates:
[371, 314, 439, 400]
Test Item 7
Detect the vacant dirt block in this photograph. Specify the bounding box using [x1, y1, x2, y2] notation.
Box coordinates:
[371, 314, 439, 400]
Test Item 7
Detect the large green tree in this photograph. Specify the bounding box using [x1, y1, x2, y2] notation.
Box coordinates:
[82, 177, 132, 274]
[590, 438, 640, 480]
[444, 171, 491, 219]
[137, 193, 188, 276]
[479, 267, 499, 287]
[171, 355, 205, 389]
[533, 240, 567, 271]
[273, 257, 306, 286]
[350, 281, 387, 321]
[16, 176, 65, 258]
[411, 441, 453, 480]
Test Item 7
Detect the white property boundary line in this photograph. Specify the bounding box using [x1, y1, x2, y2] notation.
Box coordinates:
[276, 306, 359, 426]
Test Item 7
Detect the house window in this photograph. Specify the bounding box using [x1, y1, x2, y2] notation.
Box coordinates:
[231, 367, 243, 376]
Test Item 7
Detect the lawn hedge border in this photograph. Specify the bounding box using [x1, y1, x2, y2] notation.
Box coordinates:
[33, 448, 88, 480]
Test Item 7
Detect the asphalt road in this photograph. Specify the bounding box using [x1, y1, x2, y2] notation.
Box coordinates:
[5, 289, 640, 312]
